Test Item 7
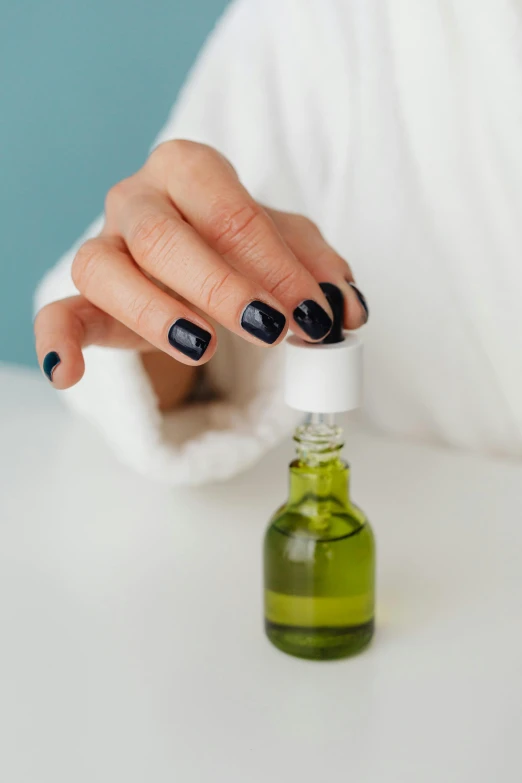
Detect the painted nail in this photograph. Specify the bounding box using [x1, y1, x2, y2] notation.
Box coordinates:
[240, 300, 286, 344]
[319, 283, 345, 344]
[347, 282, 369, 323]
[293, 300, 333, 341]
[42, 351, 61, 382]
[167, 319, 211, 361]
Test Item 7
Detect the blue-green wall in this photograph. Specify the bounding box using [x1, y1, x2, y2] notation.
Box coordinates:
[0, 0, 229, 366]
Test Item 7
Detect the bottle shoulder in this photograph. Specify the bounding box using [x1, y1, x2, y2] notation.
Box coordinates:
[268, 499, 372, 543]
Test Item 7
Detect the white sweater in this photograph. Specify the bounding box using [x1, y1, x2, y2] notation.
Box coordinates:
[36, 0, 522, 484]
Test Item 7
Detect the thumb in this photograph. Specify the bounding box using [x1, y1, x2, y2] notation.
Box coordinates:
[34, 295, 151, 389]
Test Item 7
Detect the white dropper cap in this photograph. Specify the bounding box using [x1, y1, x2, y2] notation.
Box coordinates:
[284, 284, 363, 414]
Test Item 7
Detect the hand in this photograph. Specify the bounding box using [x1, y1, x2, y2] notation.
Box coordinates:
[34, 140, 368, 392]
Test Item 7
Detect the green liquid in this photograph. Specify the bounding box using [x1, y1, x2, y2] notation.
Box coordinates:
[264, 456, 375, 660]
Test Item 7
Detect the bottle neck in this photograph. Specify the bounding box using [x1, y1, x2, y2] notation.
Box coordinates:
[293, 413, 344, 466]
[289, 414, 350, 508]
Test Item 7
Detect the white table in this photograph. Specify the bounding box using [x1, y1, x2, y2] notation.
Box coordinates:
[1, 363, 521, 783]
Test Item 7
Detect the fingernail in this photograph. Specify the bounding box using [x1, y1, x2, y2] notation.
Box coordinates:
[293, 300, 333, 341]
[42, 351, 61, 382]
[241, 300, 286, 344]
[347, 281, 369, 323]
[168, 319, 211, 361]
[319, 283, 345, 344]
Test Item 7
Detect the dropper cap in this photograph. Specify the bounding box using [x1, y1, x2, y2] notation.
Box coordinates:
[284, 283, 363, 413]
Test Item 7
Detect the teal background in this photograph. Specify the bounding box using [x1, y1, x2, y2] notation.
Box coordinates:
[0, 0, 229, 366]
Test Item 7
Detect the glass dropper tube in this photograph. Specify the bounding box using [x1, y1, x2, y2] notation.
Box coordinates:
[293, 412, 344, 467]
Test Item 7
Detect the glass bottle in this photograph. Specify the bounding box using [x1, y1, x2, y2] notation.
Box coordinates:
[263, 413, 375, 660]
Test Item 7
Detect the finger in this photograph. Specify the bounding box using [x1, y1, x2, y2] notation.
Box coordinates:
[266, 208, 369, 329]
[108, 187, 289, 346]
[34, 295, 150, 389]
[142, 141, 334, 341]
[71, 236, 217, 366]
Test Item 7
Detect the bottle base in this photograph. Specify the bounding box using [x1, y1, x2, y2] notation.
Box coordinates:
[265, 618, 374, 661]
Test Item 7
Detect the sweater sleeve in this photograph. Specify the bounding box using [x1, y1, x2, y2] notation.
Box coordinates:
[34, 0, 305, 485]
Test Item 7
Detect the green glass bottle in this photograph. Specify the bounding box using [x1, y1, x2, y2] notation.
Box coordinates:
[264, 414, 375, 660]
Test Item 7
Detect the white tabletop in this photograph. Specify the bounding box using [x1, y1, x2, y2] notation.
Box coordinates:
[1, 363, 521, 783]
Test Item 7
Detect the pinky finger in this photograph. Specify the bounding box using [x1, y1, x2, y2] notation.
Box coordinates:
[266, 209, 369, 329]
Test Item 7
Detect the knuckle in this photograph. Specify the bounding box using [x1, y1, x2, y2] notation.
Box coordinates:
[149, 139, 217, 171]
[279, 211, 318, 234]
[174, 139, 216, 163]
[199, 268, 235, 313]
[71, 239, 105, 293]
[297, 214, 319, 234]
[315, 245, 346, 272]
[147, 139, 235, 194]
[104, 177, 135, 216]
[148, 139, 180, 169]
[127, 293, 159, 333]
[288, 212, 317, 232]
[128, 210, 179, 270]
[266, 265, 301, 300]
[207, 202, 264, 255]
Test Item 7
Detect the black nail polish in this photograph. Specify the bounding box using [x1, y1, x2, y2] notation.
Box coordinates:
[347, 282, 369, 322]
[168, 319, 211, 361]
[319, 283, 345, 344]
[42, 351, 61, 382]
[293, 300, 333, 341]
[240, 301, 286, 344]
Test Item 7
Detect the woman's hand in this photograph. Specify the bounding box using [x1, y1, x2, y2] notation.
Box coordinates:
[34, 141, 368, 395]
